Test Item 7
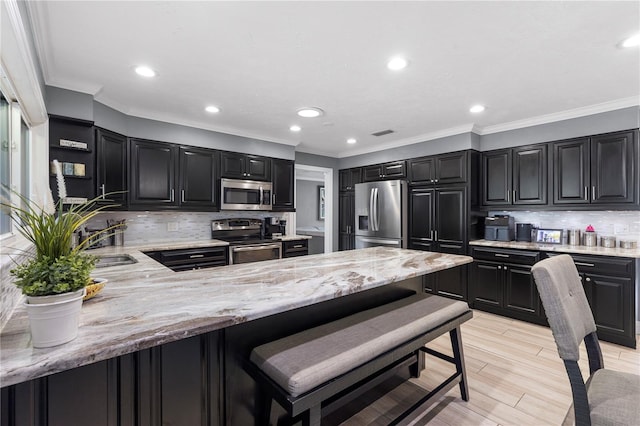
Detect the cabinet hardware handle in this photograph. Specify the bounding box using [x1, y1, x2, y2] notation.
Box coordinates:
[507, 190, 510, 203]
[586, 277, 591, 282]
[170, 189, 174, 202]
[434, 179, 439, 183]
[592, 186, 596, 200]
[181, 190, 185, 203]
[387, 164, 402, 169]
[494, 253, 510, 258]
[189, 254, 205, 258]
[100, 184, 106, 198]
[504, 266, 508, 271]
[513, 190, 516, 201]
[434, 230, 438, 241]
[430, 179, 434, 183]
[272, 193, 276, 205]
[293, 245, 303, 248]
[574, 262, 595, 267]
[498, 265, 502, 270]
[584, 186, 588, 201]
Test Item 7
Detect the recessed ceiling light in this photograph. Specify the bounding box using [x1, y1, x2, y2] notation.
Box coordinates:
[297, 107, 324, 118]
[205, 105, 220, 113]
[469, 104, 486, 113]
[135, 66, 156, 77]
[290, 125, 301, 132]
[621, 33, 640, 48]
[347, 138, 357, 144]
[387, 57, 408, 71]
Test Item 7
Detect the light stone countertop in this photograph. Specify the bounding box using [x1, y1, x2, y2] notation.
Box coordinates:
[470, 239, 640, 258]
[0, 247, 471, 387]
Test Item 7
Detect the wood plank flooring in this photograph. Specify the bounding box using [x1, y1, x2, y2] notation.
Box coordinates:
[328, 310, 640, 426]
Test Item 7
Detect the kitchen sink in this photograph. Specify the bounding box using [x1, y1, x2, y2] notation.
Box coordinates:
[95, 254, 138, 268]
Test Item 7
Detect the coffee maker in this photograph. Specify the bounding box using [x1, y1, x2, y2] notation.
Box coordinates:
[263, 217, 286, 238]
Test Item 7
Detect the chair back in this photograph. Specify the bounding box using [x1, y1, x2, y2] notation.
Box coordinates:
[531, 255, 596, 361]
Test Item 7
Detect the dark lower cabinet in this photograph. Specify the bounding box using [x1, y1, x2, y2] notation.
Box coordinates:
[469, 247, 544, 325]
[424, 265, 468, 301]
[339, 192, 355, 250]
[282, 239, 308, 257]
[1, 333, 223, 426]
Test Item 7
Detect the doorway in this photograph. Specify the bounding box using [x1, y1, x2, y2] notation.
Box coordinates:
[294, 164, 333, 254]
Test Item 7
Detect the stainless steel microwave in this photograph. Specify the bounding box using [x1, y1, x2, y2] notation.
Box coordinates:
[220, 178, 272, 211]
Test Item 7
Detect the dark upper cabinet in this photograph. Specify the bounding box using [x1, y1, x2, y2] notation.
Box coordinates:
[129, 139, 179, 207]
[552, 130, 637, 206]
[482, 149, 511, 205]
[272, 159, 295, 211]
[179, 146, 218, 209]
[590, 130, 635, 204]
[48, 116, 96, 202]
[482, 145, 547, 206]
[96, 128, 127, 206]
[409, 151, 467, 185]
[363, 160, 406, 182]
[339, 168, 362, 191]
[220, 152, 271, 181]
[552, 138, 590, 204]
[512, 144, 547, 205]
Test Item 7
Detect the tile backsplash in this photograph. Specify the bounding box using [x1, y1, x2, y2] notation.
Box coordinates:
[85, 211, 292, 245]
[490, 210, 640, 240]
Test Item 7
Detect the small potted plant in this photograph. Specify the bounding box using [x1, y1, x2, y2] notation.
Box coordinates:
[1, 160, 121, 347]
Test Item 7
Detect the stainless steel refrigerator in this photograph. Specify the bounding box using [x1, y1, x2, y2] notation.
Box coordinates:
[354, 180, 408, 249]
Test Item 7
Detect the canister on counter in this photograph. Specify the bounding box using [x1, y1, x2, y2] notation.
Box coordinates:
[600, 236, 616, 248]
[568, 229, 581, 245]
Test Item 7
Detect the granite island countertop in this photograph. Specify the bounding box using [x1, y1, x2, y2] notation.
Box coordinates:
[470, 239, 640, 258]
[0, 247, 471, 387]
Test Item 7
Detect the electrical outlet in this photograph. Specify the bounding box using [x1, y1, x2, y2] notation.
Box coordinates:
[614, 224, 629, 234]
[167, 222, 179, 232]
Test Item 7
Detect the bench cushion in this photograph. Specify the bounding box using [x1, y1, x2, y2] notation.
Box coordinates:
[250, 294, 470, 397]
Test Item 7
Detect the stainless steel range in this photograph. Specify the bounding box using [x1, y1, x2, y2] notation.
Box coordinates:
[211, 218, 281, 265]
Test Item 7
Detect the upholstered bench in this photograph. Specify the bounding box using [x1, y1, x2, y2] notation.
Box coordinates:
[247, 293, 473, 425]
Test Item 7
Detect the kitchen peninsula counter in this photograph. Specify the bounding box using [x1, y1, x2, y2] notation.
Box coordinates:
[0, 247, 471, 388]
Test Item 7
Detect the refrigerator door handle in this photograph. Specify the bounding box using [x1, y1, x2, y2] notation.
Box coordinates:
[373, 187, 380, 231]
[369, 188, 375, 231]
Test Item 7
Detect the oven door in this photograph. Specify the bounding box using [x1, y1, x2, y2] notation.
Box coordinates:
[221, 178, 272, 211]
[230, 243, 281, 265]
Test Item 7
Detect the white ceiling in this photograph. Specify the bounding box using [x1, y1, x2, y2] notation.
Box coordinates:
[27, 1, 639, 158]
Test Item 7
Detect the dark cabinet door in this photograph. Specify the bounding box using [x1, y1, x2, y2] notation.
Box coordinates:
[435, 151, 467, 185]
[130, 139, 178, 206]
[339, 192, 355, 250]
[435, 187, 465, 252]
[220, 152, 246, 179]
[246, 155, 271, 181]
[382, 161, 406, 179]
[180, 147, 218, 209]
[96, 128, 127, 205]
[363, 164, 384, 182]
[470, 261, 502, 307]
[339, 168, 362, 191]
[272, 159, 294, 211]
[409, 188, 434, 241]
[503, 264, 539, 315]
[408, 157, 435, 184]
[339, 233, 355, 251]
[512, 145, 547, 205]
[582, 273, 632, 339]
[552, 138, 590, 204]
[435, 265, 468, 300]
[482, 149, 512, 205]
[590, 130, 636, 204]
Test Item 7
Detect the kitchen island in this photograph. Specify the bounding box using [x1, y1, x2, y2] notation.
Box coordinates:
[1, 247, 472, 426]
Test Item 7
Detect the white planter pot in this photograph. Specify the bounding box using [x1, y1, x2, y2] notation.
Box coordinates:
[24, 288, 86, 348]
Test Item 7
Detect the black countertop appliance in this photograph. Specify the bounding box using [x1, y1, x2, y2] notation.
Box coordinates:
[516, 223, 533, 242]
[484, 215, 515, 242]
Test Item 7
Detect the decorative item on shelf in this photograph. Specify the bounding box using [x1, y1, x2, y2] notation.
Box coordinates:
[62, 162, 75, 176]
[0, 160, 124, 348]
[583, 224, 597, 247]
[73, 163, 85, 177]
[59, 139, 87, 150]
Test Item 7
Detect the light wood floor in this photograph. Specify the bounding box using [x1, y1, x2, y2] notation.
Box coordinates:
[328, 310, 640, 426]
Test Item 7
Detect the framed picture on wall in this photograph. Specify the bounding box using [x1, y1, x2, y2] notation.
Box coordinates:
[318, 186, 325, 220]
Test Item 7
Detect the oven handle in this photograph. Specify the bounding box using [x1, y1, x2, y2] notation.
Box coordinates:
[231, 244, 281, 253]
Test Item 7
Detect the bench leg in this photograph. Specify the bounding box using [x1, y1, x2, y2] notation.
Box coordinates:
[409, 349, 425, 378]
[450, 327, 469, 401]
[302, 405, 321, 426]
[254, 387, 273, 426]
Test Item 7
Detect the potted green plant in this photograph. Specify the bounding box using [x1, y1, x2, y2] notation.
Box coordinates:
[1, 160, 121, 347]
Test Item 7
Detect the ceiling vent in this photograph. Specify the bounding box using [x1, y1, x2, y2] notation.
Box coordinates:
[371, 129, 394, 137]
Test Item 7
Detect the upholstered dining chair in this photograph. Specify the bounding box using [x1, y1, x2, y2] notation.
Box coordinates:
[531, 254, 639, 426]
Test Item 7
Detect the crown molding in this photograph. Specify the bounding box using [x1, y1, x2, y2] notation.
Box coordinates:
[24, 1, 51, 86]
[334, 124, 476, 158]
[2, 0, 47, 125]
[477, 97, 640, 135]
